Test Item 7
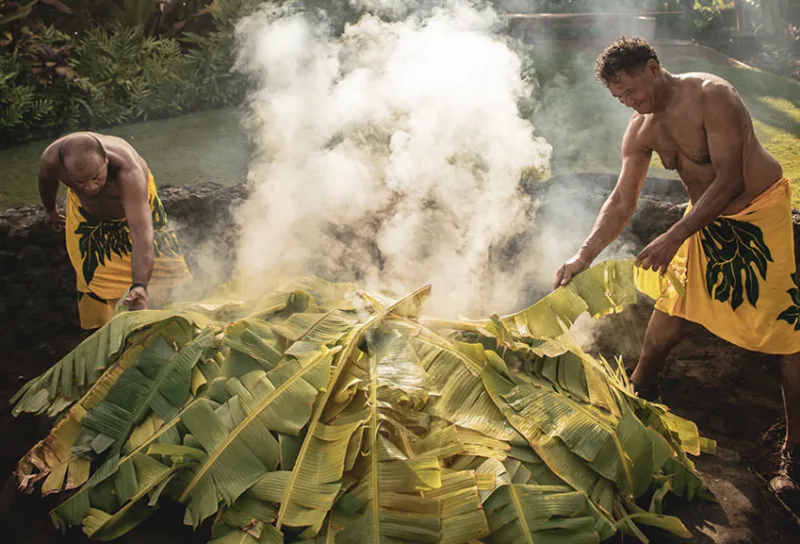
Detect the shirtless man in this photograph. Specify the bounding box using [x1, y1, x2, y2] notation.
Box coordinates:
[39, 132, 191, 328]
[553, 37, 800, 503]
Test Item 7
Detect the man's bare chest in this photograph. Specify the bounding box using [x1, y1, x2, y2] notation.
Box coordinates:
[646, 115, 711, 171]
[74, 183, 126, 220]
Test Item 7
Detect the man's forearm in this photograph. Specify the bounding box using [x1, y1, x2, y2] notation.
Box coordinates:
[578, 197, 635, 263]
[130, 237, 154, 287]
[668, 175, 743, 242]
[38, 174, 59, 211]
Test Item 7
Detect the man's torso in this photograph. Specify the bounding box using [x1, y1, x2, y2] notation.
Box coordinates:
[634, 72, 782, 214]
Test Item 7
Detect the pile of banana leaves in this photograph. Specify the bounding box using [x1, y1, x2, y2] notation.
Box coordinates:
[11, 259, 714, 543]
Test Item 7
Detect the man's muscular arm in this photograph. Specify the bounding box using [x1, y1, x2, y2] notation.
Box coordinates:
[637, 84, 746, 274]
[119, 167, 154, 310]
[38, 148, 65, 231]
[553, 116, 652, 288]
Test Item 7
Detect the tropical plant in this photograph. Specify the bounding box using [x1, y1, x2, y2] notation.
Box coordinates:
[12, 259, 714, 543]
[0, 0, 258, 147]
[0, 23, 92, 143]
[0, 0, 72, 27]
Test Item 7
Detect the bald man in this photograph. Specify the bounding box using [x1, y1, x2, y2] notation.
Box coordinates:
[39, 132, 193, 329]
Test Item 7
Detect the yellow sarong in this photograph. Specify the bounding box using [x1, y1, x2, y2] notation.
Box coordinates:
[65, 171, 193, 329]
[636, 177, 800, 355]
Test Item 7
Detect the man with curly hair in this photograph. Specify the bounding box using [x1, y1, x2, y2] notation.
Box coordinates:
[553, 36, 800, 506]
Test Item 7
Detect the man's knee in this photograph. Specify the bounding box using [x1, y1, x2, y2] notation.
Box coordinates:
[647, 311, 684, 349]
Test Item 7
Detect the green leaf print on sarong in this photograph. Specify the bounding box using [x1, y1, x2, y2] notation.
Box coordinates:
[75, 194, 182, 285]
[150, 193, 181, 258]
[700, 217, 773, 311]
[75, 207, 132, 285]
[777, 273, 800, 331]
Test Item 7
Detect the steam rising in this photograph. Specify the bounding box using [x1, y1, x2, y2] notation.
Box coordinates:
[233, 1, 556, 316]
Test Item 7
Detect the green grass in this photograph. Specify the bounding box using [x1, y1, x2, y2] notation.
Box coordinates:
[531, 42, 800, 206]
[0, 108, 251, 210]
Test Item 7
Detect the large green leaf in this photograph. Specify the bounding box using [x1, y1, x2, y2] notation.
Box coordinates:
[335, 330, 443, 544]
[12, 310, 209, 416]
[700, 217, 773, 310]
[484, 260, 637, 340]
[423, 471, 490, 543]
[80, 453, 176, 541]
[410, 333, 524, 444]
[271, 285, 433, 537]
[76, 327, 216, 492]
[178, 345, 339, 527]
[483, 484, 616, 543]
[15, 319, 201, 495]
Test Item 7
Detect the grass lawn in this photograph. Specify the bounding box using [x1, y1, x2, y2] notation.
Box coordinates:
[531, 41, 800, 206]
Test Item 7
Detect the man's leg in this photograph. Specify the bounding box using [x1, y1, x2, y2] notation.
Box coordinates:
[629, 309, 685, 397]
[781, 353, 800, 449]
[771, 352, 800, 499]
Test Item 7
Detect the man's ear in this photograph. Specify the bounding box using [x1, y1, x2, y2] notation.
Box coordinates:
[646, 58, 660, 76]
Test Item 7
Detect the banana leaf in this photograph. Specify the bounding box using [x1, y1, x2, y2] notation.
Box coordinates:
[334, 329, 443, 543]
[12, 310, 209, 417]
[179, 345, 339, 527]
[483, 484, 616, 544]
[12, 263, 716, 543]
[15, 319, 202, 495]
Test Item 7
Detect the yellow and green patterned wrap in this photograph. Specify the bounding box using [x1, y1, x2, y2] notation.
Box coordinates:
[65, 170, 193, 329]
[636, 177, 800, 354]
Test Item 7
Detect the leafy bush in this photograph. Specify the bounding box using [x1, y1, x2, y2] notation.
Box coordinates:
[0, 24, 92, 144]
[0, 0, 264, 148]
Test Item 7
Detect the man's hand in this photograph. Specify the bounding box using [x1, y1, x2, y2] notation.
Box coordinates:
[636, 231, 684, 275]
[553, 254, 591, 290]
[123, 286, 148, 311]
[44, 208, 65, 231]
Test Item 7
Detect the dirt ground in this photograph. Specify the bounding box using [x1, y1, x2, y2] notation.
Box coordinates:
[593, 301, 800, 544]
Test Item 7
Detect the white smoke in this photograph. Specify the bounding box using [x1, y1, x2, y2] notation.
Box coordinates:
[232, 1, 554, 317]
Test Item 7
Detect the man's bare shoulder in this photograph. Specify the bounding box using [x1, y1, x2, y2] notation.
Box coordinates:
[624, 112, 653, 147]
[40, 132, 77, 165]
[41, 131, 127, 162]
[100, 135, 148, 180]
[674, 72, 739, 96]
[40, 141, 60, 166]
[98, 134, 141, 162]
[669, 72, 746, 123]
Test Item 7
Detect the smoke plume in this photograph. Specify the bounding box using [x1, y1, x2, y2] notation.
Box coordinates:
[232, 1, 558, 317]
